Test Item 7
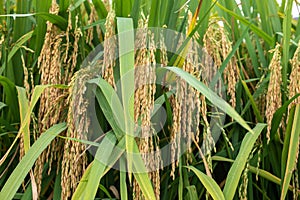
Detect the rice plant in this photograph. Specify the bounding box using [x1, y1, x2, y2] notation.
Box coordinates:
[0, 0, 299, 199]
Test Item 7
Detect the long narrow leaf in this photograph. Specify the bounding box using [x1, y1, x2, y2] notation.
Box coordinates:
[16, 87, 30, 152]
[83, 131, 117, 200]
[281, 0, 293, 95]
[214, 0, 274, 46]
[0, 123, 67, 200]
[166, 67, 252, 133]
[223, 123, 266, 200]
[280, 105, 300, 199]
[0, 76, 19, 122]
[117, 17, 135, 182]
[185, 166, 225, 200]
[7, 31, 33, 68]
[72, 163, 92, 199]
[212, 156, 299, 193]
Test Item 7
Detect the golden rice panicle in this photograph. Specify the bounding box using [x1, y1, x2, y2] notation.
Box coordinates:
[185, 48, 195, 162]
[170, 9, 194, 172]
[170, 60, 190, 178]
[134, 18, 148, 123]
[64, 15, 82, 83]
[102, 9, 117, 88]
[35, 1, 85, 197]
[265, 43, 282, 143]
[61, 66, 99, 199]
[133, 20, 160, 199]
[288, 40, 300, 106]
[192, 43, 202, 146]
[170, 41, 203, 175]
[203, 21, 239, 108]
[292, 168, 299, 199]
[102, 0, 110, 10]
[148, 33, 160, 199]
[19, 54, 31, 161]
[170, 92, 181, 180]
[159, 31, 168, 66]
[288, 43, 300, 187]
[86, 5, 102, 47]
[239, 147, 257, 200]
[133, 18, 148, 200]
[183, 40, 203, 164]
[61, 94, 87, 199]
[34, 1, 65, 195]
[289, 40, 300, 198]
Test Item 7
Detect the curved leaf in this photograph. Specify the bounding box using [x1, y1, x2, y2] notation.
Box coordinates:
[166, 67, 252, 133]
[0, 123, 67, 200]
[0, 76, 19, 122]
[281, 105, 300, 200]
[35, 12, 68, 30]
[223, 123, 266, 200]
[185, 166, 225, 200]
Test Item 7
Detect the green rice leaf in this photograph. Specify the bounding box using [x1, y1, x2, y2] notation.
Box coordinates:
[214, 0, 274, 46]
[83, 131, 117, 200]
[280, 105, 300, 199]
[281, 0, 293, 95]
[0, 76, 19, 122]
[7, 31, 33, 66]
[0, 123, 67, 200]
[166, 67, 252, 133]
[0, 102, 6, 110]
[185, 166, 225, 200]
[117, 17, 135, 183]
[72, 163, 93, 199]
[35, 12, 68, 30]
[223, 123, 266, 200]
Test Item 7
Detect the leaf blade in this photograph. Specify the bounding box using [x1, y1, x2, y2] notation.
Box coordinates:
[0, 123, 67, 200]
[185, 166, 225, 200]
[223, 123, 266, 200]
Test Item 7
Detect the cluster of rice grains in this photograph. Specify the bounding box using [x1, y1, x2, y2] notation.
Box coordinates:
[33, 5, 241, 199]
[33, 1, 86, 199]
[265, 44, 282, 143]
[265, 41, 300, 199]
[203, 21, 238, 108]
[132, 19, 161, 200]
[169, 36, 203, 179]
[288, 41, 300, 199]
[200, 20, 237, 167]
[61, 9, 116, 199]
[60, 8, 118, 200]
[86, 5, 102, 47]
